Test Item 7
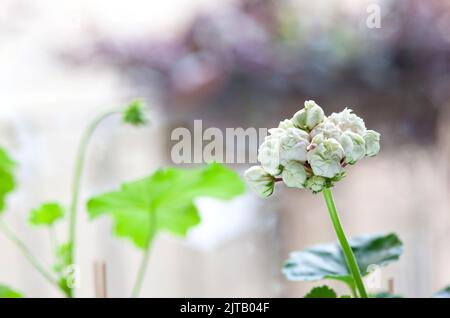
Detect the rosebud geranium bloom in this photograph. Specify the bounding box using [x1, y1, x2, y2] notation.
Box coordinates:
[244, 166, 275, 198]
[245, 100, 380, 195]
[245, 100, 381, 299]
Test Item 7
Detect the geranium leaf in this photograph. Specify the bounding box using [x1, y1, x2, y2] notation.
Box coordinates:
[305, 285, 337, 298]
[87, 163, 245, 249]
[0, 147, 16, 214]
[283, 233, 403, 285]
[29, 202, 64, 226]
[0, 284, 23, 298]
[433, 286, 450, 298]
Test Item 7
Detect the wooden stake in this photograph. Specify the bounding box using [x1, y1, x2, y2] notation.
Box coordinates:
[94, 261, 107, 298]
[388, 278, 394, 294]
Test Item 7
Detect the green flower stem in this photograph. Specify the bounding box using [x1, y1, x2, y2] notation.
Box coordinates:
[131, 242, 153, 298]
[67, 109, 120, 297]
[348, 282, 357, 298]
[0, 219, 60, 291]
[131, 212, 156, 298]
[49, 226, 58, 262]
[322, 188, 368, 298]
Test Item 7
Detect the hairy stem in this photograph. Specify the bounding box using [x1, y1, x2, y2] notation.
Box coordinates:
[67, 109, 120, 297]
[322, 188, 368, 298]
[0, 220, 60, 291]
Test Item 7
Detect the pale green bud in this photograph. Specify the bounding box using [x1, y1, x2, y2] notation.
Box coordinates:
[310, 120, 342, 141]
[339, 131, 366, 164]
[282, 161, 308, 189]
[244, 166, 275, 198]
[123, 99, 148, 126]
[311, 133, 326, 145]
[328, 108, 366, 135]
[279, 128, 310, 165]
[258, 136, 282, 175]
[363, 130, 381, 157]
[306, 175, 327, 193]
[292, 100, 325, 131]
[307, 138, 345, 178]
[268, 127, 287, 137]
[278, 119, 295, 130]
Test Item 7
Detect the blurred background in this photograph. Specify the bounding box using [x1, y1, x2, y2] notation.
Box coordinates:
[1, 0, 450, 298]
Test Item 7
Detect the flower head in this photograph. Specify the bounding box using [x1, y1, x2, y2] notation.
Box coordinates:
[245, 100, 380, 196]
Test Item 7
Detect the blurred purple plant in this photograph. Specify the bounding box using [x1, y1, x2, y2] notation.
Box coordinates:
[68, 0, 450, 143]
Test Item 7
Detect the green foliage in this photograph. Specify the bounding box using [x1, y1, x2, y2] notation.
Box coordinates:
[53, 242, 72, 274]
[283, 233, 403, 286]
[0, 147, 16, 213]
[305, 285, 337, 298]
[123, 100, 148, 126]
[0, 284, 23, 298]
[433, 286, 450, 298]
[51, 242, 73, 297]
[29, 202, 64, 226]
[87, 163, 245, 249]
[371, 292, 403, 298]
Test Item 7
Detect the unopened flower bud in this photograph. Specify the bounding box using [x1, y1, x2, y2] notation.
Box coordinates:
[310, 120, 342, 141]
[258, 136, 282, 176]
[278, 119, 295, 130]
[307, 138, 345, 178]
[292, 100, 325, 131]
[279, 128, 310, 165]
[328, 108, 366, 135]
[282, 161, 308, 189]
[123, 100, 148, 126]
[306, 175, 327, 193]
[339, 131, 366, 164]
[363, 130, 381, 157]
[311, 133, 325, 145]
[244, 166, 275, 198]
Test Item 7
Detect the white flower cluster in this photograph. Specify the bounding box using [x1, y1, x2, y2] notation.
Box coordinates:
[245, 100, 380, 197]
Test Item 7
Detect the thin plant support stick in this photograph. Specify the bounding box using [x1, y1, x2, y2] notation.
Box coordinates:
[0, 220, 60, 290]
[94, 261, 107, 298]
[388, 278, 394, 294]
[67, 109, 120, 297]
[322, 188, 368, 298]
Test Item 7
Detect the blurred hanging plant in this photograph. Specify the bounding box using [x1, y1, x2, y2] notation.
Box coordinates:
[0, 100, 245, 298]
